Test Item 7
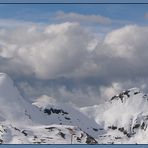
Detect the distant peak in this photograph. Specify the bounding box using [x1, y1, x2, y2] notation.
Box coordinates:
[110, 87, 141, 103]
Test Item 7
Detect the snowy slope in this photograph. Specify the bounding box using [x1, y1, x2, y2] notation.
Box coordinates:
[81, 88, 148, 144]
[0, 124, 98, 144]
[32, 95, 104, 139]
[0, 73, 102, 144]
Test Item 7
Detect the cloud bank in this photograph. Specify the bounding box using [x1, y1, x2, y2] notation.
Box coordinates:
[0, 18, 148, 106]
[0, 22, 96, 79]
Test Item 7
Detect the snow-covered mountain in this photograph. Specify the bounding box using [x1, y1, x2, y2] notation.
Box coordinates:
[0, 73, 102, 144]
[1, 72, 148, 144]
[81, 88, 148, 144]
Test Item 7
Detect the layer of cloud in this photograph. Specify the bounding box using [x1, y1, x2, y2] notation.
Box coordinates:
[16, 78, 148, 107]
[2, 21, 148, 82]
[55, 11, 112, 25]
[0, 19, 148, 106]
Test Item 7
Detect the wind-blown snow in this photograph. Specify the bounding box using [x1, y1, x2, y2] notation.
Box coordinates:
[81, 88, 148, 144]
[0, 73, 102, 144]
[1, 73, 148, 144]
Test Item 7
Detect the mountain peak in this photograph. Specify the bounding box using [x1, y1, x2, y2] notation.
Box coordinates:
[81, 87, 148, 143]
[110, 87, 142, 103]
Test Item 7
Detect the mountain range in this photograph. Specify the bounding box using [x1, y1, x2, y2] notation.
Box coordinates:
[0, 72, 148, 144]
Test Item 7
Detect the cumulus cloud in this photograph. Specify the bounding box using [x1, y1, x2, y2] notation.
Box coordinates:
[92, 25, 148, 82]
[103, 25, 148, 59]
[2, 20, 148, 82]
[0, 22, 97, 79]
[0, 19, 148, 106]
[55, 11, 112, 25]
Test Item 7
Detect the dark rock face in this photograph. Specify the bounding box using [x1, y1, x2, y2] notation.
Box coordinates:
[21, 130, 28, 136]
[141, 122, 147, 130]
[0, 139, 3, 144]
[45, 127, 56, 132]
[108, 126, 117, 130]
[133, 124, 140, 129]
[58, 132, 66, 139]
[110, 90, 130, 103]
[93, 128, 98, 132]
[44, 108, 68, 115]
[108, 126, 131, 138]
[85, 133, 98, 144]
[110, 89, 141, 103]
[108, 121, 148, 139]
[65, 117, 71, 120]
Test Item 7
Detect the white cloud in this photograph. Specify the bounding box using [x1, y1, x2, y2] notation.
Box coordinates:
[1, 22, 148, 82]
[1, 21, 148, 82]
[0, 21, 97, 79]
[17, 78, 148, 107]
[17, 81, 104, 107]
[55, 11, 112, 25]
[103, 25, 148, 59]
[100, 82, 123, 101]
[1, 19, 148, 106]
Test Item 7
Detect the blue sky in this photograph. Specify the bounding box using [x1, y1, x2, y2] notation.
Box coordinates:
[0, 4, 148, 25]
